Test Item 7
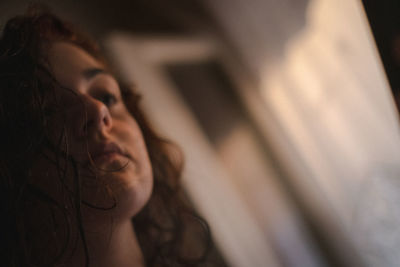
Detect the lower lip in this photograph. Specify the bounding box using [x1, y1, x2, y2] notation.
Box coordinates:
[93, 152, 124, 163]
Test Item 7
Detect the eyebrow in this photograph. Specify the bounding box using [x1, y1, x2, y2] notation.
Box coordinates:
[82, 67, 109, 80]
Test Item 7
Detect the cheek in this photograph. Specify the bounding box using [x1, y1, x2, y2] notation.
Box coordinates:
[113, 116, 153, 182]
[115, 115, 148, 156]
[126, 117, 152, 171]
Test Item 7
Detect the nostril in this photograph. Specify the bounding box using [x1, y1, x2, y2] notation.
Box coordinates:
[103, 112, 111, 127]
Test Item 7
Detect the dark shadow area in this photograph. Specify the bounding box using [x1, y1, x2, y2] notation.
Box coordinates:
[362, 0, 400, 111]
[0, 0, 212, 37]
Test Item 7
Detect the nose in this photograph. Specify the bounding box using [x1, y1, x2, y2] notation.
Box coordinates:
[78, 95, 112, 137]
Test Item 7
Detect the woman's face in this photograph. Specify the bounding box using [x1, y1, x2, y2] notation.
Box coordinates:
[43, 42, 153, 220]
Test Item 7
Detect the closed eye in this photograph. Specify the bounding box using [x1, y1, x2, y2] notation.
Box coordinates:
[99, 92, 118, 107]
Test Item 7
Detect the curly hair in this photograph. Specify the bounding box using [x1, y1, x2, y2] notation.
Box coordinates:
[0, 6, 213, 267]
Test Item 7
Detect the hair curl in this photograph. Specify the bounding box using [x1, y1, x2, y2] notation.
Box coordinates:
[0, 6, 214, 267]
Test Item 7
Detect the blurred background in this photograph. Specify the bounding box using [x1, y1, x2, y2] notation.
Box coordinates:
[1, 0, 400, 266]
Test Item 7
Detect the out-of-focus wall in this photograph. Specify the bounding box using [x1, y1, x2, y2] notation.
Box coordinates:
[264, 1, 400, 266]
[202, 0, 309, 79]
[202, 0, 400, 266]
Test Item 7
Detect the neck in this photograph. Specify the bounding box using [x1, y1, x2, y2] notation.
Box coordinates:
[65, 219, 145, 267]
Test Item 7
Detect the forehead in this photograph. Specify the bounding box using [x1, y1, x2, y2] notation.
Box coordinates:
[46, 42, 104, 89]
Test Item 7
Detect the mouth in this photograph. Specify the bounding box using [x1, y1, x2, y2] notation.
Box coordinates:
[86, 142, 128, 166]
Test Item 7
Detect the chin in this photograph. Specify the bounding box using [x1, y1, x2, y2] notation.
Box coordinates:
[113, 170, 153, 220]
[80, 159, 153, 224]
